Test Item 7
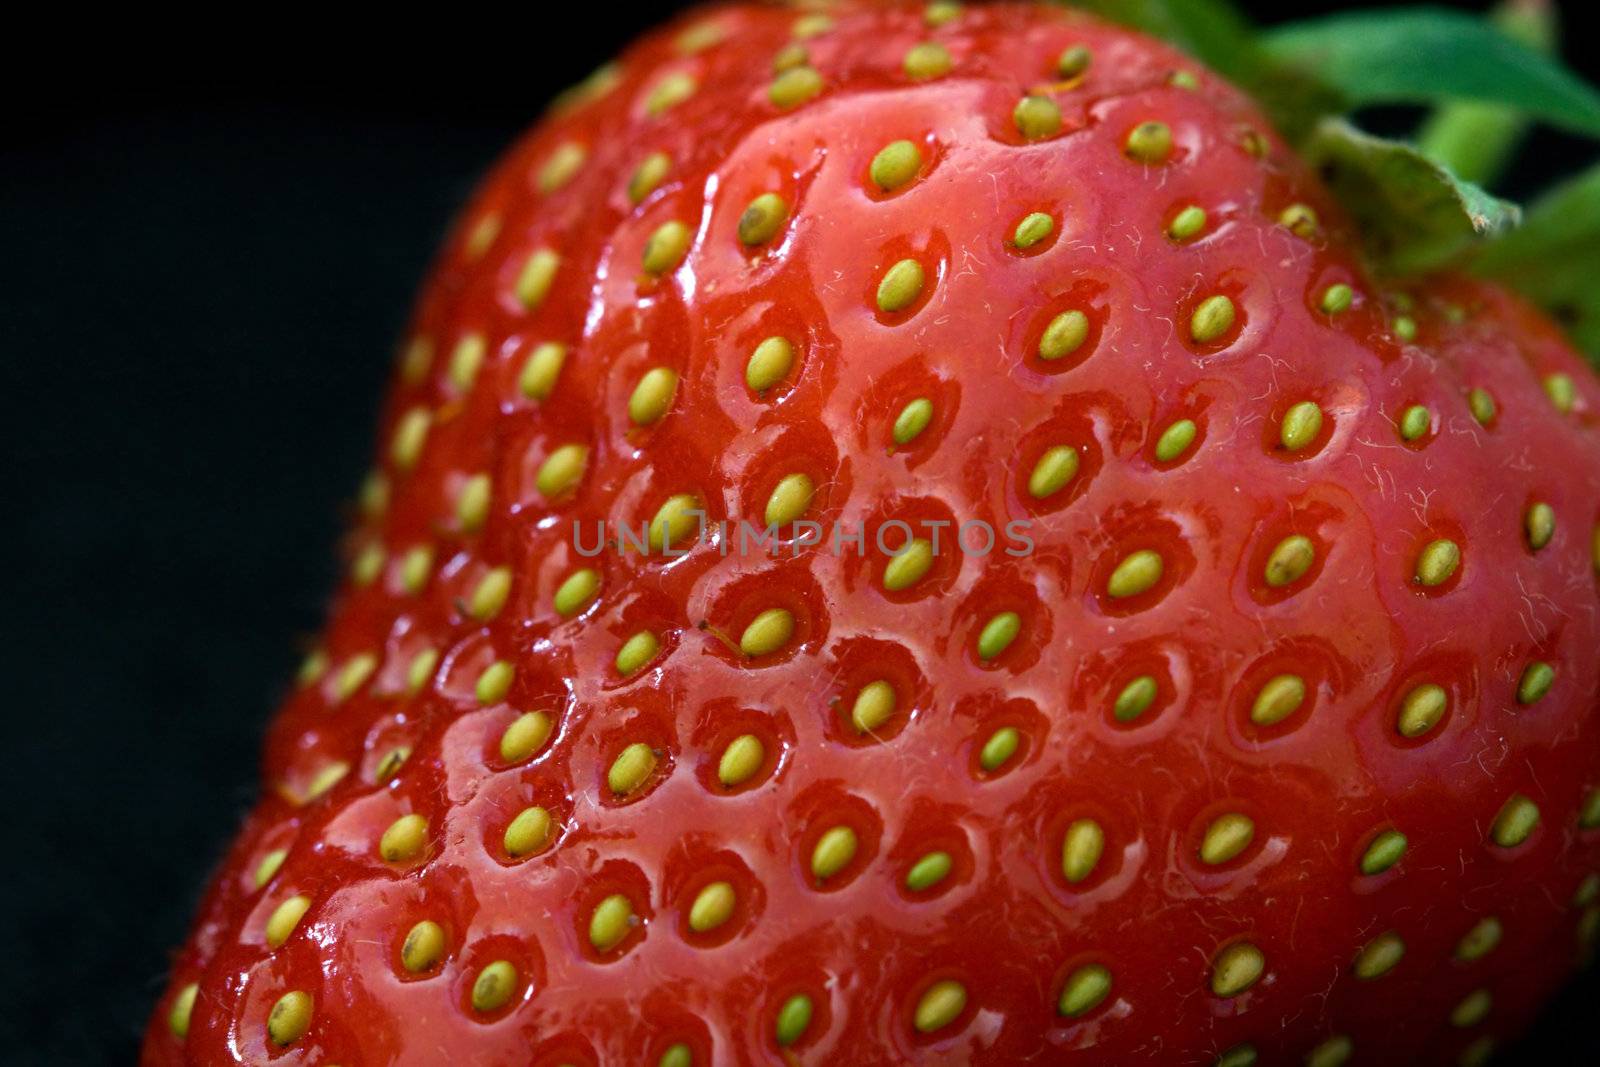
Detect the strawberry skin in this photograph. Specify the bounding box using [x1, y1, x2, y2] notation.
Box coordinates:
[145, 2, 1600, 1065]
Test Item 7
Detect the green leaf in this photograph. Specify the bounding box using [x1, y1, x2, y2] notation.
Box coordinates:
[1264, 8, 1600, 138]
[1475, 164, 1600, 358]
[1414, 0, 1559, 185]
[1301, 119, 1520, 275]
[1070, 0, 1263, 86]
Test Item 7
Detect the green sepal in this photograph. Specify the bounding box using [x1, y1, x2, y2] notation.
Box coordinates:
[1263, 8, 1600, 139]
[1474, 164, 1600, 358]
[1301, 119, 1521, 276]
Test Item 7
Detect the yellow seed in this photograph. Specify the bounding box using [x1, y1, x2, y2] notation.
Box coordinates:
[1061, 818, 1105, 883]
[792, 13, 833, 38]
[169, 982, 198, 1038]
[400, 335, 433, 384]
[1352, 932, 1405, 979]
[448, 333, 486, 393]
[1279, 202, 1320, 238]
[628, 152, 672, 204]
[514, 248, 560, 310]
[1250, 674, 1306, 726]
[537, 141, 586, 194]
[465, 213, 501, 259]
[689, 881, 737, 932]
[1057, 44, 1093, 79]
[643, 220, 692, 275]
[554, 568, 601, 617]
[1216, 1044, 1258, 1067]
[1211, 942, 1264, 997]
[1468, 387, 1496, 425]
[1490, 794, 1539, 848]
[616, 630, 660, 676]
[1580, 789, 1600, 829]
[302, 761, 349, 803]
[770, 65, 824, 109]
[906, 851, 953, 891]
[608, 742, 659, 795]
[1397, 683, 1447, 738]
[914, 980, 967, 1033]
[904, 41, 952, 80]
[1306, 1035, 1353, 1067]
[1414, 538, 1461, 587]
[1013, 211, 1055, 249]
[925, 0, 962, 25]
[850, 680, 897, 733]
[811, 825, 859, 880]
[1460, 1038, 1496, 1067]
[1200, 814, 1255, 865]
[628, 367, 679, 426]
[776, 993, 813, 1046]
[1114, 676, 1158, 722]
[358, 470, 389, 518]
[738, 193, 789, 246]
[267, 990, 312, 1047]
[1516, 662, 1555, 703]
[399, 545, 433, 595]
[390, 407, 431, 471]
[468, 566, 512, 622]
[675, 19, 724, 53]
[1155, 419, 1198, 462]
[470, 960, 518, 1013]
[1039, 310, 1089, 360]
[254, 849, 288, 889]
[1264, 534, 1315, 587]
[892, 397, 934, 446]
[883, 538, 934, 591]
[979, 726, 1021, 771]
[764, 473, 814, 527]
[772, 42, 809, 72]
[1190, 295, 1236, 345]
[503, 806, 553, 858]
[1014, 95, 1062, 140]
[718, 734, 765, 787]
[500, 711, 553, 764]
[1167, 205, 1207, 241]
[1525, 502, 1556, 551]
[351, 542, 385, 586]
[1451, 989, 1492, 1028]
[1455, 917, 1502, 961]
[649, 493, 702, 552]
[518, 341, 567, 401]
[1360, 829, 1408, 875]
[1575, 873, 1600, 905]
[456, 474, 491, 534]
[870, 140, 923, 191]
[1028, 446, 1079, 498]
[746, 336, 795, 392]
[1058, 964, 1112, 1017]
[475, 659, 514, 704]
[589, 894, 635, 951]
[380, 814, 428, 863]
[1279, 401, 1323, 451]
[333, 652, 377, 704]
[1125, 121, 1173, 163]
[1544, 373, 1576, 413]
[646, 72, 697, 117]
[374, 745, 410, 782]
[977, 611, 1021, 661]
[265, 895, 311, 948]
[1319, 283, 1354, 315]
[536, 443, 589, 499]
[401, 919, 446, 973]
[740, 608, 795, 657]
[1107, 549, 1163, 598]
[877, 258, 926, 313]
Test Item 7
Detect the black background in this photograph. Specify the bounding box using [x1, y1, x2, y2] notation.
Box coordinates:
[3, 2, 1597, 1062]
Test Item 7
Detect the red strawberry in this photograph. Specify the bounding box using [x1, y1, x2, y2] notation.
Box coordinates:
[145, 2, 1600, 1065]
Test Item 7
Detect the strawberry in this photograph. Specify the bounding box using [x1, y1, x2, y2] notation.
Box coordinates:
[145, 2, 1600, 1065]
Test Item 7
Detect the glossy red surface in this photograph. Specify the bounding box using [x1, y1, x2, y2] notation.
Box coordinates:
[145, 3, 1600, 1064]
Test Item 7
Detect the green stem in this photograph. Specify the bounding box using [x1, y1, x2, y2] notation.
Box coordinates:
[1415, 0, 1557, 186]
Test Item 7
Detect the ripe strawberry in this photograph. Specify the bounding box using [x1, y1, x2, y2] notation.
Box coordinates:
[145, 2, 1600, 1065]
